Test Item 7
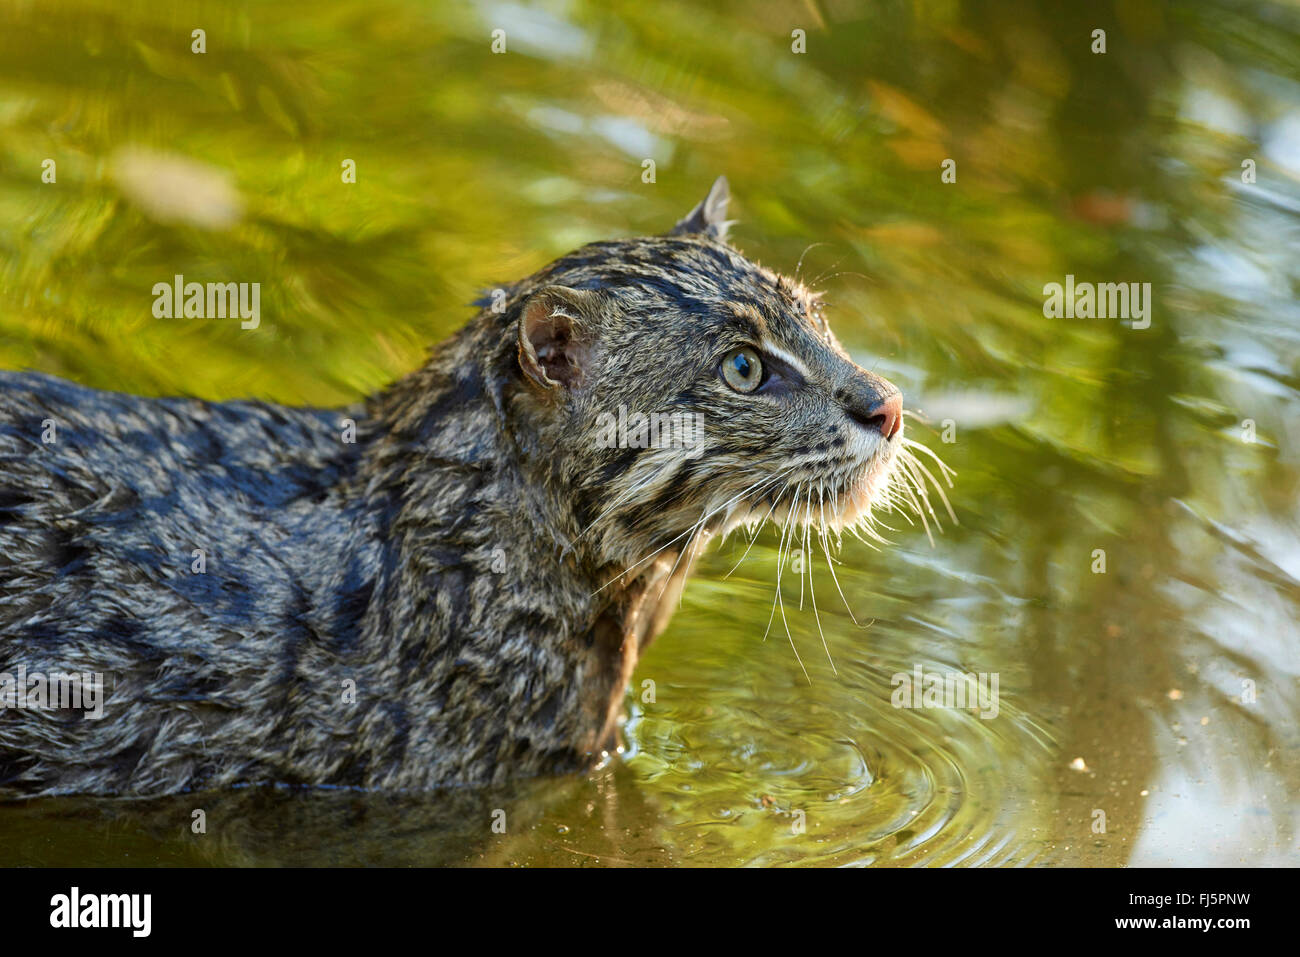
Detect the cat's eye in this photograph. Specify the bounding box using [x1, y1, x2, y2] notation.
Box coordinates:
[720, 347, 763, 393]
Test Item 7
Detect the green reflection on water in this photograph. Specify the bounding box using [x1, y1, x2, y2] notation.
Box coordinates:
[1, 0, 1298, 865]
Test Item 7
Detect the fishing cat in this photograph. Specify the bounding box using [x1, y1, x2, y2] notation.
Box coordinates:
[0, 178, 947, 796]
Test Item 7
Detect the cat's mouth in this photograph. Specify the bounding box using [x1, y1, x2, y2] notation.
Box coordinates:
[722, 433, 954, 546]
[833, 448, 901, 529]
[843, 435, 956, 543]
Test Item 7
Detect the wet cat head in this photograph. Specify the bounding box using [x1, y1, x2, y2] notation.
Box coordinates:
[502, 177, 950, 569]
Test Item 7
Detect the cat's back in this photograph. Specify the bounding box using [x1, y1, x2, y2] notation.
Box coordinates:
[0, 372, 381, 795]
[0, 370, 350, 508]
[0, 371, 358, 643]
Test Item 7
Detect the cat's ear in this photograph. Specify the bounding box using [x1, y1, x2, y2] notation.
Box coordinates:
[517, 286, 601, 394]
[671, 175, 731, 240]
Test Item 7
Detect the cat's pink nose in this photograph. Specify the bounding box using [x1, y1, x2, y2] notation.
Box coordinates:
[864, 392, 903, 439]
[840, 371, 903, 440]
[844, 380, 903, 439]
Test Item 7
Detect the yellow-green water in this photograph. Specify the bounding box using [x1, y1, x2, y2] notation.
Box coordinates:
[1, 0, 1298, 865]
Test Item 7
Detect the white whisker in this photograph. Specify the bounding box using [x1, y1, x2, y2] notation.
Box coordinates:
[805, 484, 835, 674]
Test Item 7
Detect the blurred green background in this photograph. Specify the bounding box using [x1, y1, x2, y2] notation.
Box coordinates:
[0, 0, 1298, 865]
